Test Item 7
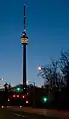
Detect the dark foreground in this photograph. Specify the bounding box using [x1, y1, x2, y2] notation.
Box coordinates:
[0, 108, 59, 119]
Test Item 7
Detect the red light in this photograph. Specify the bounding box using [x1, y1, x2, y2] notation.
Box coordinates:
[22, 95, 25, 98]
[17, 95, 19, 98]
[13, 95, 16, 98]
[26, 100, 29, 104]
[8, 99, 10, 102]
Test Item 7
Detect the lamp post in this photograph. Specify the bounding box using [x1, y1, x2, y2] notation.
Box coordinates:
[38, 65, 52, 102]
[37, 65, 46, 85]
[26, 80, 35, 87]
[26, 80, 35, 107]
[0, 78, 4, 90]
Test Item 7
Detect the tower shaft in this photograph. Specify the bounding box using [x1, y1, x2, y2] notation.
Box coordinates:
[23, 45, 26, 85]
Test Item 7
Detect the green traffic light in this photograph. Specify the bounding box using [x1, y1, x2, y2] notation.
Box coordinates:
[43, 97, 48, 103]
[16, 87, 20, 91]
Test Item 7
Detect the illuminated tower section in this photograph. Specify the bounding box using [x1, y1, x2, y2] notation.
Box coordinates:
[21, 2, 28, 86]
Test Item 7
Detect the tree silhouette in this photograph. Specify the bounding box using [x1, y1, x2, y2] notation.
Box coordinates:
[4, 82, 8, 92]
[60, 50, 69, 90]
[38, 60, 64, 90]
[3, 82, 8, 106]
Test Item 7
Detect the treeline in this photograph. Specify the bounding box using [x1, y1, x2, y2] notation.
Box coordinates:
[38, 50, 69, 109]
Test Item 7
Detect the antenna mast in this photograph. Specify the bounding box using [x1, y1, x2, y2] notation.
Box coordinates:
[24, 0, 26, 32]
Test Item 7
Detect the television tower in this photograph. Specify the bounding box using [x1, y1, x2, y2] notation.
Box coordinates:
[21, 0, 28, 86]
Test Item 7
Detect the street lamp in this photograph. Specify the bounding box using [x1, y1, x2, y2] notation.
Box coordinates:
[0, 78, 4, 88]
[38, 65, 51, 101]
[37, 65, 48, 89]
[26, 80, 35, 86]
[0, 78, 3, 81]
[38, 66, 45, 71]
[38, 66, 42, 70]
[26, 80, 35, 107]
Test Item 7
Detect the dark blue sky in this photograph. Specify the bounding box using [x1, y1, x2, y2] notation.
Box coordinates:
[0, 0, 69, 86]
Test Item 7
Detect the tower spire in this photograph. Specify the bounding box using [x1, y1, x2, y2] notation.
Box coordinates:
[24, 0, 26, 32]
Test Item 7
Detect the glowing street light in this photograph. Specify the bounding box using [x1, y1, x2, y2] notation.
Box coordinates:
[38, 66, 45, 71]
[26, 80, 35, 86]
[26, 80, 28, 85]
[1, 78, 3, 81]
[38, 66, 42, 70]
[0, 78, 3, 81]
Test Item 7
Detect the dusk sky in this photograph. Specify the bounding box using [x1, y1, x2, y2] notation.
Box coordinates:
[0, 0, 69, 87]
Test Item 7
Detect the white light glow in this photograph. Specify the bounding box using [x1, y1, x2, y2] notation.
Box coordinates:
[20, 106, 22, 108]
[1, 106, 4, 108]
[38, 66, 42, 70]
